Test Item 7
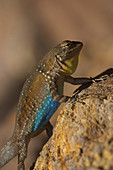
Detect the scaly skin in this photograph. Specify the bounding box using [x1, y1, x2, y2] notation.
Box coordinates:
[0, 40, 94, 170]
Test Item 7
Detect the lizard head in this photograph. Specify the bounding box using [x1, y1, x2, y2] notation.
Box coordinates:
[55, 40, 83, 75]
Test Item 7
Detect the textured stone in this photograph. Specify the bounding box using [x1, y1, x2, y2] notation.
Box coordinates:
[33, 75, 113, 170]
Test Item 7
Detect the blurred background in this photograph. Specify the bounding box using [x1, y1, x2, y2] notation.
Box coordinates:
[0, 0, 113, 169]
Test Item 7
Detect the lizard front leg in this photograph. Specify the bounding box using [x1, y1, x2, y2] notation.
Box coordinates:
[64, 76, 93, 85]
[65, 68, 113, 85]
[49, 75, 95, 103]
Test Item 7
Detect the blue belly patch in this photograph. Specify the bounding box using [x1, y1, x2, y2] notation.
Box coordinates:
[33, 93, 60, 132]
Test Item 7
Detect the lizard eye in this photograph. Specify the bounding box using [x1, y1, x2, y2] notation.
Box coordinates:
[66, 43, 70, 47]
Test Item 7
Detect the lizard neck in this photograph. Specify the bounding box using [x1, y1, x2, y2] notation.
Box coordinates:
[35, 57, 60, 78]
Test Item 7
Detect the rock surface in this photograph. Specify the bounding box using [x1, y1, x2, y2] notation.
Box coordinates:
[33, 75, 113, 170]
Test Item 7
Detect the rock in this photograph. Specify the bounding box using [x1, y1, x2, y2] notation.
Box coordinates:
[33, 74, 113, 170]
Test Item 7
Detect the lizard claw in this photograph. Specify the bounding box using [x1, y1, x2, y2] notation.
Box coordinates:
[91, 75, 110, 83]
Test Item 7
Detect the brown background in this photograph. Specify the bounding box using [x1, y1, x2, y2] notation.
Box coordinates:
[0, 0, 113, 169]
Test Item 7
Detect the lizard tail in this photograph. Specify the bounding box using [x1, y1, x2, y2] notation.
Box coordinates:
[0, 136, 18, 168]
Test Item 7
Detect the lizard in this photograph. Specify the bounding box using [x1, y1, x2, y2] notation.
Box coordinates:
[0, 40, 97, 170]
